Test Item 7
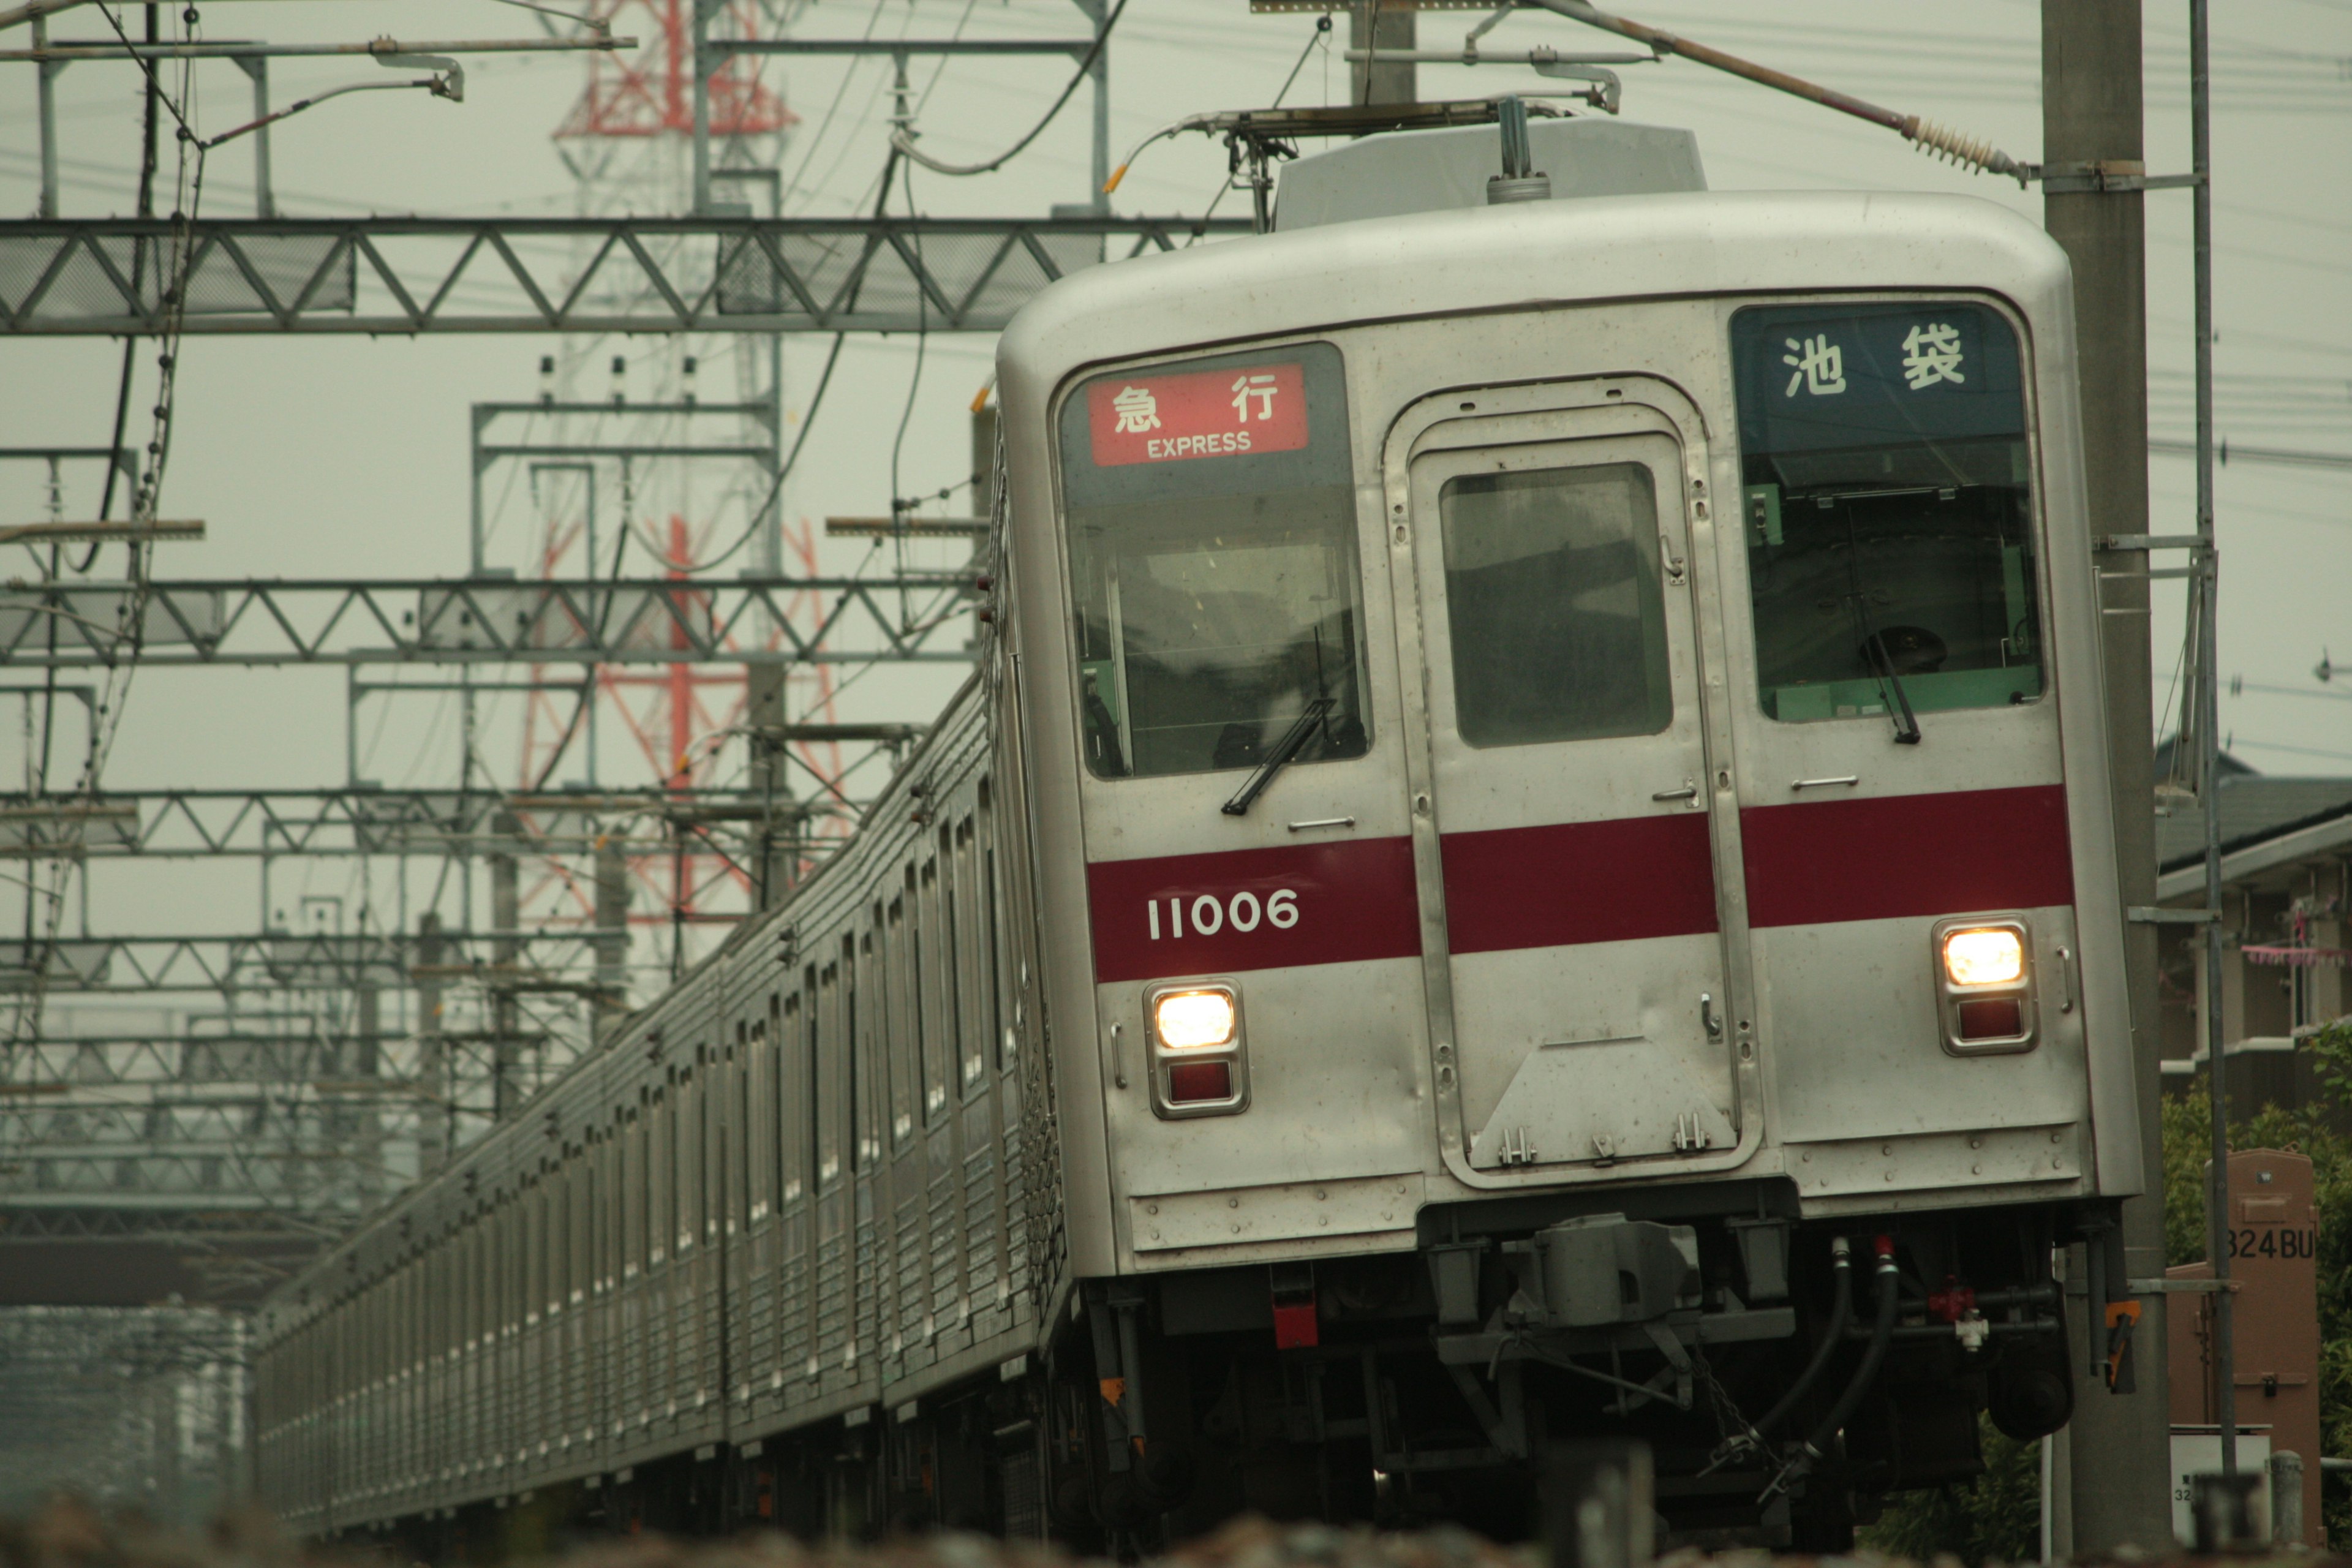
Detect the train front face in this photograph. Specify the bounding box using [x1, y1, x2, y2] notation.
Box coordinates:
[997, 192, 2135, 1537]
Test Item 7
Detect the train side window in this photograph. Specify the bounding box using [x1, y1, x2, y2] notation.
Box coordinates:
[857, 929, 884, 1167]
[652, 1093, 672, 1271]
[492, 1196, 508, 1339]
[954, 818, 985, 1091]
[545, 1164, 559, 1319]
[725, 1027, 745, 1238]
[622, 1109, 643, 1281]
[888, 889, 916, 1144]
[845, 931, 875, 1170]
[841, 935, 858, 1169]
[818, 960, 843, 1183]
[813, 964, 843, 1185]
[1438, 462, 1674, 747]
[527, 1184, 545, 1324]
[1730, 301, 2043, 722]
[675, 1069, 696, 1257]
[745, 1019, 768, 1222]
[781, 992, 806, 1200]
[549, 1177, 566, 1318]
[1057, 341, 1370, 780]
[918, 857, 948, 1121]
[703, 1057, 722, 1246]
[572, 1150, 592, 1304]
[981, 794, 1012, 1074]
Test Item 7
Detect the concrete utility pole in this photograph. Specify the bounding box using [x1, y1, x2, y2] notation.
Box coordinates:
[1351, 1, 1415, 105]
[2042, 0, 2173, 1548]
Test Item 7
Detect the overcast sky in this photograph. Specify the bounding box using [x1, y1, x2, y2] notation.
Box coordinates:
[2, 0, 2347, 1021]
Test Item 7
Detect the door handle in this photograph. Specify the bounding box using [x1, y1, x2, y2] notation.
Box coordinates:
[1652, 780, 1698, 803]
[1700, 992, 1723, 1040]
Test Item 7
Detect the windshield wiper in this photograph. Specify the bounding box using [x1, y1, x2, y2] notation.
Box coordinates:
[1221, 698, 1334, 816]
[1860, 628, 1924, 745]
[1839, 504, 1923, 745]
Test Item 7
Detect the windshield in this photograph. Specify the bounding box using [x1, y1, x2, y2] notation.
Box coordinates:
[1058, 342, 1369, 781]
[1730, 301, 2043, 724]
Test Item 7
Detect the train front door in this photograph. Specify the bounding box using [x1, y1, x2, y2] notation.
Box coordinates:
[1387, 383, 1750, 1177]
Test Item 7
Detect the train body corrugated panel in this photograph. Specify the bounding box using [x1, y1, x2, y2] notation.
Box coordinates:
[253, 669, 1051, 1522]
[850, 1177, 880, 1389]
[892, 1184, 924, 1357]
[555, 1310, 576, 1474]
[775, 1205, 807, 1385]
[700, 1250, 722, 1411]
[453, 1322, 472, 1489]
[927, 1158, 960, 1346]
[669, 1268, 691, 1431]
[657, 1269, 682, 1430]
[815, 1185, 850, 1366]
[963, 1095, 1001, 1317]
[744, 1218, 776, 1408]
[525, 1316, 549, 1477]
[618, 1280, 644, 1438]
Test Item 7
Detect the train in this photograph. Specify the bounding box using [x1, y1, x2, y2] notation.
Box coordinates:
[254, 109, 2141, 1555]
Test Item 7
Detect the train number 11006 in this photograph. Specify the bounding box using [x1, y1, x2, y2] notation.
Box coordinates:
[1147, 889, 1298, 941]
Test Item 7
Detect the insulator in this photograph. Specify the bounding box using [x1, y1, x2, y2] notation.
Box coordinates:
[1907, 118, 2002, 173]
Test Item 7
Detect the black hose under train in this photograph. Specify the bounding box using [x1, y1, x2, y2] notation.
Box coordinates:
[1762, 1235, 1901, 1502]
[1748, 1237, 1853, 1443]
[1807, 1238, 1901, 1457]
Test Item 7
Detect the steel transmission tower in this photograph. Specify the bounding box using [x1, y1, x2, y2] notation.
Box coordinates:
[505, 0, 844, 979]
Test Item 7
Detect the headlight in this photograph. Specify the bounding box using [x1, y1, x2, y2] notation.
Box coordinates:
[1153, 988, 1237, 1049]
[1942, 927, 2025, 987]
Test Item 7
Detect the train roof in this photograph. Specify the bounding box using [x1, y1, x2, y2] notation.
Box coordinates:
[998, 188, 2072, 390]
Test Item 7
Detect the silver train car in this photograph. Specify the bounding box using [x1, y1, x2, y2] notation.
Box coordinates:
[254, 120, 2139, 1555]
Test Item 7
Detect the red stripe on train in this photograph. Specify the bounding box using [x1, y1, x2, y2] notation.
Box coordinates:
[1740, 783, 2074, 929]
[1085, 836, 1422, 984]
[1440, 813, 1719, 955]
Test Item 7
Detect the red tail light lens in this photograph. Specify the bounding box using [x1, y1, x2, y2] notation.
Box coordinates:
[1958, 997, 2024, 1041]
[1166, 1060, 1233, 1104]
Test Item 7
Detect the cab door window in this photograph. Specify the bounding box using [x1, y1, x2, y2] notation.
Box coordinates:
[1730, 302, 2042, 723]
[1439, 461, 1673, 747]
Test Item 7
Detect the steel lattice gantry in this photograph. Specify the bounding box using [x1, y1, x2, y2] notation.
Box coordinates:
[2, 926, 585, 993]
[0, 572, 974, 666]
[0, 214, 1251, 335]
[0, 782, 902, 858]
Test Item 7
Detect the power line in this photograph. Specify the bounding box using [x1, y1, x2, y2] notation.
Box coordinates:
[892, 0, 1129, 176]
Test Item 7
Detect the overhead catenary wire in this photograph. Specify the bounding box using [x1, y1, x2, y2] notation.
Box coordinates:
[891, 0, 1128, 177]
[691, 148, 907, 577]
[886, 154, 929, 615]
[1526, 0, 2033, 181]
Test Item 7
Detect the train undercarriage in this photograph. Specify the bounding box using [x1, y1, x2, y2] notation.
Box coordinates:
[356, 1182, 2082, 1561]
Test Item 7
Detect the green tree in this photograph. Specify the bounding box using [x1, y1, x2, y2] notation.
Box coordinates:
[1860, 1416, 2041, 1565]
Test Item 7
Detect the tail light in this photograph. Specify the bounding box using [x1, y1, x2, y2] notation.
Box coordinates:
[1931, 916, 2037, 1055]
